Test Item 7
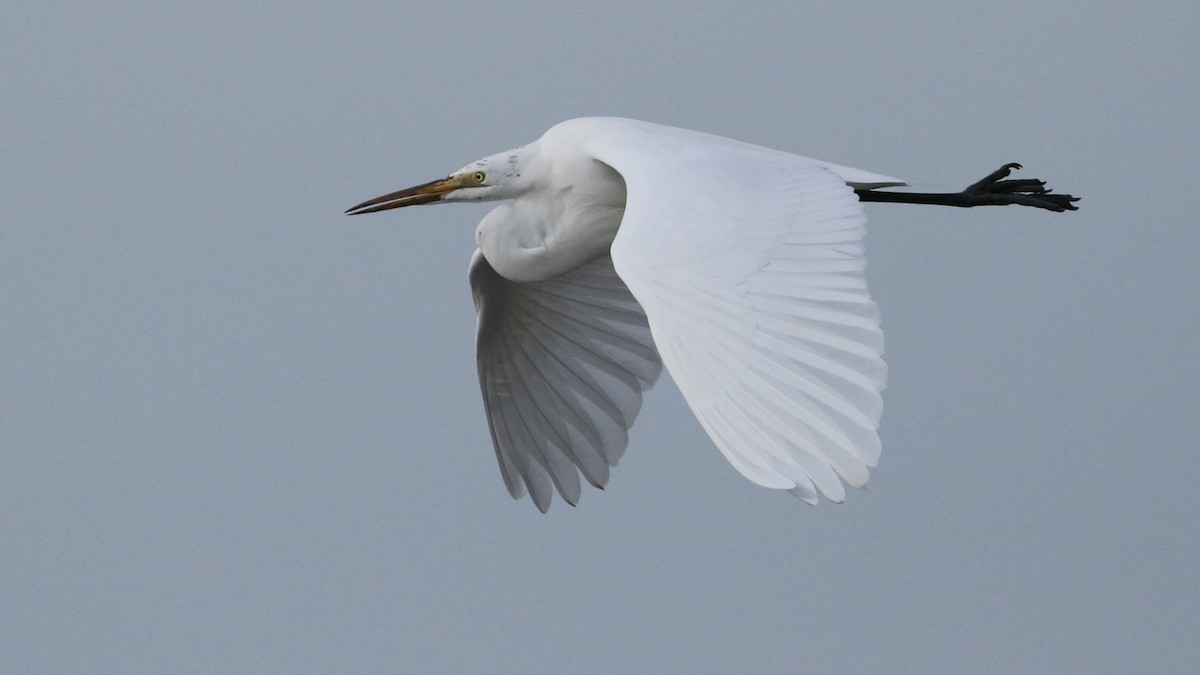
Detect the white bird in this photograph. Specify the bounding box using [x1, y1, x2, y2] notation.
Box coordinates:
[347, 117, 1077, 512]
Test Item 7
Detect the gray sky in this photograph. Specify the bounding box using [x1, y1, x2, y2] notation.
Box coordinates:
[3, 1, 1197, 673]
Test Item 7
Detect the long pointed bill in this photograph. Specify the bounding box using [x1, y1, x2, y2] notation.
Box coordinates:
[345, 177, 460, 215]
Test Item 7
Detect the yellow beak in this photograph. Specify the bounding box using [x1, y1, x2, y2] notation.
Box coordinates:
[345, 177, 460, 215]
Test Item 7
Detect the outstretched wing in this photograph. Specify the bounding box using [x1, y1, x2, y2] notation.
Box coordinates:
[587, 128, 890, 504]
[470, 250, 662, 512]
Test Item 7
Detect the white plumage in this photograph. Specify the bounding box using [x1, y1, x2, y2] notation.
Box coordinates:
[349, 117, 1028, 512]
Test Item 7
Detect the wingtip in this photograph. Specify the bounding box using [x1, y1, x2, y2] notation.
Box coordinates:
[787, 487, 819, 506]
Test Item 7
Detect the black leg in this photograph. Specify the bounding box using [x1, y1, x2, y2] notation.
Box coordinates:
[856, 163, 1079, 212]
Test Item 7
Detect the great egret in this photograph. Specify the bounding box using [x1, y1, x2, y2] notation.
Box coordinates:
[347, 117, 1077, 512]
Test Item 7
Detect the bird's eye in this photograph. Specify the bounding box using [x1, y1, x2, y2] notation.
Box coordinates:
[473, 171, 486, 184]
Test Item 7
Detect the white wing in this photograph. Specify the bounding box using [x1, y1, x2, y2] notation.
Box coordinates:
[587, 129, 889, 504]
[470, 250, 662, 512]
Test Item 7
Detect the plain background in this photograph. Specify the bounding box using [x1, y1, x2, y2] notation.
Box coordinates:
[3, 2, 1197, 673]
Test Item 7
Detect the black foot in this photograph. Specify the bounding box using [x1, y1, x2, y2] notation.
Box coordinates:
[855, 165, 1080, 211]
[962, 163, 1079, 212]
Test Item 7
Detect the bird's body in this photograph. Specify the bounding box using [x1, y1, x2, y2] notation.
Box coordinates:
[348, 117, 1077, 511]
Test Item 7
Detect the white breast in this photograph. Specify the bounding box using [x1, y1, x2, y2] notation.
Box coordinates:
[475, 157, 627, 283]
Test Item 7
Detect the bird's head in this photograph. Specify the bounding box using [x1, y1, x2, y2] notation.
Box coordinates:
[345, 148, 533, 215]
